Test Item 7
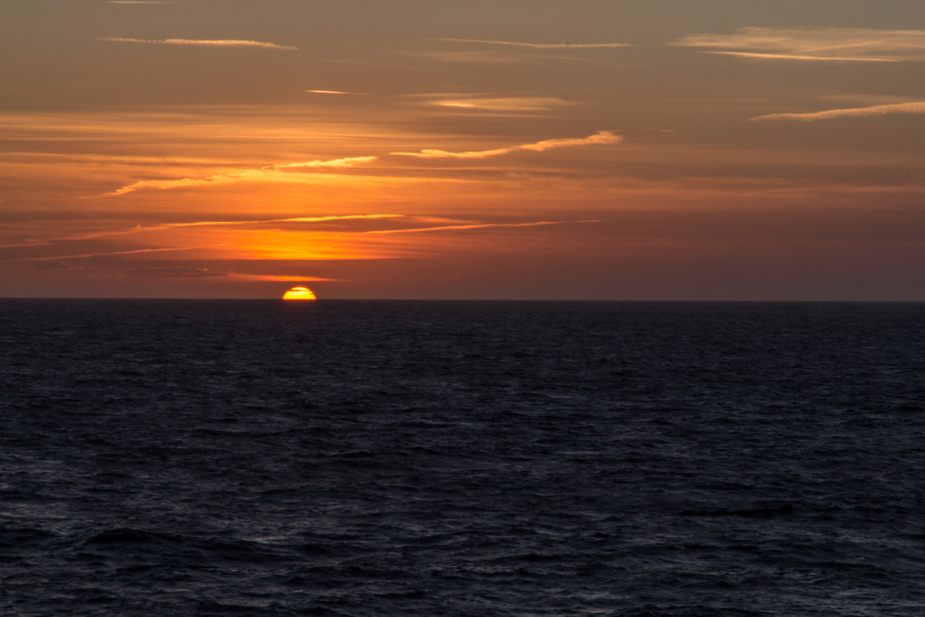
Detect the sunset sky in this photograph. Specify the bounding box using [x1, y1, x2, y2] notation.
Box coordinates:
[3, 0, 925, 299]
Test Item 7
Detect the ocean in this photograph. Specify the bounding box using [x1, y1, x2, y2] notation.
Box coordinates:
[2, 300, 925, 616]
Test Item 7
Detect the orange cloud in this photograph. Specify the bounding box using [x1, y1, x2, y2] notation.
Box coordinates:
[118, 267, 336, 282]
[704, 51, 898, 62]
[428, 38, 630, 49]
[672, 27, 925, 62]
[429, 97, 569, 111]
[364, 221, 589, 234]
[305, 90, 367, 95]
[96, 37, 298, 50]
[751, 101, 925, 122]
[392, 131, 622, 159]
[122, 266, 228, 278]
[40, 215, 403, 245]
[105, 157, 378, 196]
[23, 247, 204, 261]
[232, 274, 336, 282]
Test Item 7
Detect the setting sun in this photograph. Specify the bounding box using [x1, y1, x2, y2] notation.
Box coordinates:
[282, 287, 317, 301]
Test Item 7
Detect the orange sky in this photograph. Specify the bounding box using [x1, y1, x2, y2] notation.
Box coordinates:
[2, 1, 925, 299]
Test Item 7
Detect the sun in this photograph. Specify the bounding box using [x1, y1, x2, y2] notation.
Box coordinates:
[282, 287, 317, 301]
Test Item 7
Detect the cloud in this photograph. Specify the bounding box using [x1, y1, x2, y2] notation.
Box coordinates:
[751, 101, 925, 122]
[96, 37, 297, 50]
[392, 131, 622, 159]
[672, 27, 925, 62]
[21, 247, 200, 262]
[30, 261, 71, 270]
[281, 157, 377, 169]
[117, 214, 401, 235]
[105, 156, 377, 196]
[428, 97, 569, 111]
[120, 267, 335, 281]
[703, 51, 896, 62]
[428, 38, 630, 49]
[8, 215, 406, 251]
[409, 50, 627, 67]
[365, 221, 586, 234]
[162, 214, 400, 229]
[305, 90, 366, 95]
[123, 266, 228, 278]
[227, 274, 336, 282]
[414, 51, 524, 64]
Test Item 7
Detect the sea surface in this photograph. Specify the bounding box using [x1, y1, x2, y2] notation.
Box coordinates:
[2, 300, 925, 617]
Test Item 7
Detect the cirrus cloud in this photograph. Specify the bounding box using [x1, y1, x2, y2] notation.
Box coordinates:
[96, 37, 298, 50]
[105, 157, 378, 196]
[429, 97, 569, 112]
[121, 267, 336, 281]
[672, 27, 925, 62]
[751, 101, 925, 122]
[392, 131, 622, 159]
[427, 38, 630, 49]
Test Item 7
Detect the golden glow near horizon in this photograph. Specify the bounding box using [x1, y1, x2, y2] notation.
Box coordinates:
[282, 287, 317, 301]
[3, 2, 925, 299]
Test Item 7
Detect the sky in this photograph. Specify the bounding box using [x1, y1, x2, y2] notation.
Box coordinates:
[2, 0, 925, 300]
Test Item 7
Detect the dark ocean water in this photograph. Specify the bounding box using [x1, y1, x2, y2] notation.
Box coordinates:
[2, 300, 925, 617]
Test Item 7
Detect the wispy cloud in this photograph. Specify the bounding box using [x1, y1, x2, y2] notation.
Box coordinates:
[392, 131, 622, 159]
[410, 49, 628, 66]
[281, 158, 377, 169]
[305, 90, 366, 95]
[21, 247, 201, 262]
[672, 27, 925, 62]
[96, 37, 297, 50]
[365, 220, 592, 234]
[161, 214, 400, 229]
[3, 215, 404, 250]
[413, 51, 523, 64]
[229, 274, 337, 282]
[428, 97, 569, 111]
[30, 261, 72, 270]
[111, 215, 402, 236]
[751, 101, 925, 122]
[704, 51, 896, 62]
[122, 266, 228, 278]
[428, 38, 630, 49]
[105, 156, 377, 196]
[120, 267, 335, 281]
